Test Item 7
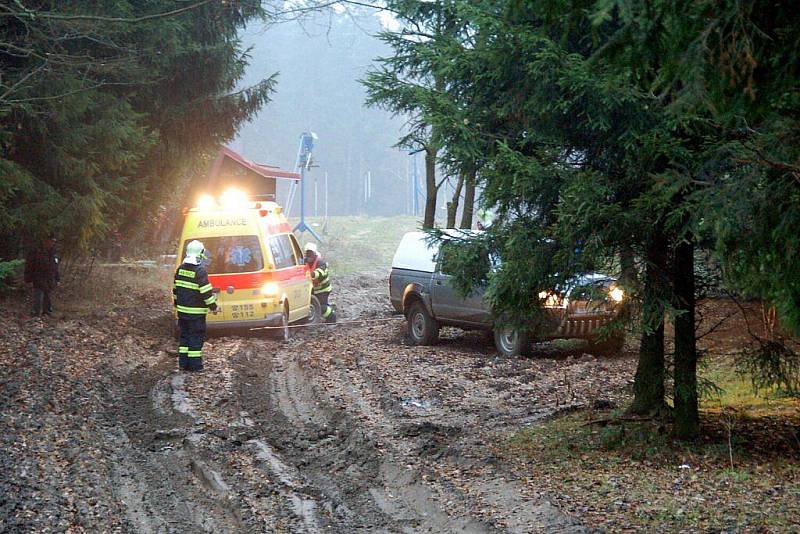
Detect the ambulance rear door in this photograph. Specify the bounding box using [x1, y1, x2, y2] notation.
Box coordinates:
[192, 234, 268, 322]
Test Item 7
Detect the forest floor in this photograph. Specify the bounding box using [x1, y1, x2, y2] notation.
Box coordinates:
[1, 218, 799, 533]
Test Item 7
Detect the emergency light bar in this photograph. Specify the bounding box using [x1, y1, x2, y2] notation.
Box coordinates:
[187, 189, 284, 218]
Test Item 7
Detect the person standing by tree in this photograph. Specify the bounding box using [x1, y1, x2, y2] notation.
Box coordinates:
[173, 240, 217, 372]
[304, 243, 336, 323]
[24, 233, 59, 317]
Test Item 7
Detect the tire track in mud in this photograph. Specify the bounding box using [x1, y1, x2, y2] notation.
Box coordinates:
[277, 322, 591, 534]
[108, 335, 324, 533]
[108, 299, 588, 532]
[108, 355, 249, 533]
[198, 326, 585, 532]
[235, 336, 493, 533]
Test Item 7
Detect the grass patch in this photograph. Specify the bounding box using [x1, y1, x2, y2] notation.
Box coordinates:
[292, 216, 420, 274]
[504, 408, 800, 531]
[700, 355, 800, 416]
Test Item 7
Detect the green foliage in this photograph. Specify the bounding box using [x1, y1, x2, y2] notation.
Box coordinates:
[365, 0, 800, 431]
[0, 260, 23, 290]
[0, 1, 272, 256]
[738, 341, 800, 397]
[433, 232, 492, 294]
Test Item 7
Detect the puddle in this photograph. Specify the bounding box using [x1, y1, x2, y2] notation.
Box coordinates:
[170, 375, 196, 416]
[400, 397, 436, 410]
[150, 379, 170, 416]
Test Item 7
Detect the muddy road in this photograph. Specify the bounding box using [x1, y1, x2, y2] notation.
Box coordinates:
[2, 271, 633, 532]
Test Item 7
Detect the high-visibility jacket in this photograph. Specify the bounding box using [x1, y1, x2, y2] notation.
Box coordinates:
[173, 263, 216, 318]
[310, 259, 331, 294]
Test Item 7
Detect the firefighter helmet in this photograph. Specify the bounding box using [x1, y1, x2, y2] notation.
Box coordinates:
[186, 240, 208, 260]
[304, 242, 318, 255]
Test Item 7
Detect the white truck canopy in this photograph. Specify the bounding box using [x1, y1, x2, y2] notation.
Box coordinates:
[391, 230, 482, 273]
[391, 232, 438, 272]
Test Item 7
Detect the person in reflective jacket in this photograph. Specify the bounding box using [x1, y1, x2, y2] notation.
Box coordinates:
[173, 240, 217, 371]
[304, 242, 336, 324]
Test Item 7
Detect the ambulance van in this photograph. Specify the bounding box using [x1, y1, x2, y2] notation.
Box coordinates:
[174, 190, 316, 336]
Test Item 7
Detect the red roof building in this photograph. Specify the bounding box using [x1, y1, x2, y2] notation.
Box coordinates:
[206, 147, 299, 201]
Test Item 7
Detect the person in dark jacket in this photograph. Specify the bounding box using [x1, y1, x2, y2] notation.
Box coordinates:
[24, 234, 59, 316]
[173, 240, 217, 372]
[303, 242, 336, 323]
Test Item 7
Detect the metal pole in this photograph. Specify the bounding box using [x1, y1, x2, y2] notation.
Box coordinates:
[293, 132, 322, 242]
[407, 165, 411, 215]
[324, 171, 329, 219]
[300, 165, 306, 224]
[412, 153, 419, 216]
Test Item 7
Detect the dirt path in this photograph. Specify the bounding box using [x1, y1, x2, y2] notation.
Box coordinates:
[2, 271, 629, 532]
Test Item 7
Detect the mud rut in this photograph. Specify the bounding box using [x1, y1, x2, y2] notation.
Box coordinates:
[105, 283, 587, 533]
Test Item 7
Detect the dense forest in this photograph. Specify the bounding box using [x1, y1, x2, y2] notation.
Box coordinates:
[0, 0, 271, 257]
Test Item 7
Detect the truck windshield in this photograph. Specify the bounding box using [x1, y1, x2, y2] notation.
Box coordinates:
[182, 236, 264, 274]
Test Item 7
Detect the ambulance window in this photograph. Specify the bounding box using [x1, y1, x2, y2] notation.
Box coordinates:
[183, 236, 263, 274]
[288, 234, 303, 265]
[269, 235, 295, 270]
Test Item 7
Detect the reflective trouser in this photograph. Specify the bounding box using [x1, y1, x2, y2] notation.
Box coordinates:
[315, 291, 336, 323]
[178, 315, 206, 371]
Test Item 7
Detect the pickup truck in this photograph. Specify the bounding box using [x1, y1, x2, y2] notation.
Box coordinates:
[389, 232, 625, 356]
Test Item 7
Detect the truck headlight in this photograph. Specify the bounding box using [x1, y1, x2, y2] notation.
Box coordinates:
[261, 282, 279, 296]
[539, 290, 564, 307]
[609, 287, 624, 302]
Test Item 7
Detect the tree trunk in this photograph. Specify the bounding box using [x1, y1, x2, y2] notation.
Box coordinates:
[459, 168, 476, 229]
[422, 146, 438, 229]
[446, 174, 465, 228]
[673, 238, 699, 440]
[619, 243, 638, 292]
[630, 228, 668, 415]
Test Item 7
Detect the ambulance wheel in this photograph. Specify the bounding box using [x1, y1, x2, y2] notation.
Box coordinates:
[303, 295, 321, 325]
[274, 304, 290, 342]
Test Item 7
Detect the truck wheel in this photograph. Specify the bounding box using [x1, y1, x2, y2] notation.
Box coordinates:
[493, 325, 532, 357]
[588, 334, 625, 355]
[407, 301, 439, 345]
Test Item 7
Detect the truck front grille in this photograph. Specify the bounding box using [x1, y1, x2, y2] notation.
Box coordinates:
[558, 314, 613, 338]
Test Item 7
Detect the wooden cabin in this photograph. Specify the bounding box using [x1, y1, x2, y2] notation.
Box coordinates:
[206, 147, 300, 201]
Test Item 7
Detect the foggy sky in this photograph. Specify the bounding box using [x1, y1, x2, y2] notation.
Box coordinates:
[232, 8, 421, 218]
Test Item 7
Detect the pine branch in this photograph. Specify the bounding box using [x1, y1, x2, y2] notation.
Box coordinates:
[4, 81, 152, 104]
[2, 0, 216, 23]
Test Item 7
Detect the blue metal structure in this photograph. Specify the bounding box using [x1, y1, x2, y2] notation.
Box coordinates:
[292, 132, 322, 242]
